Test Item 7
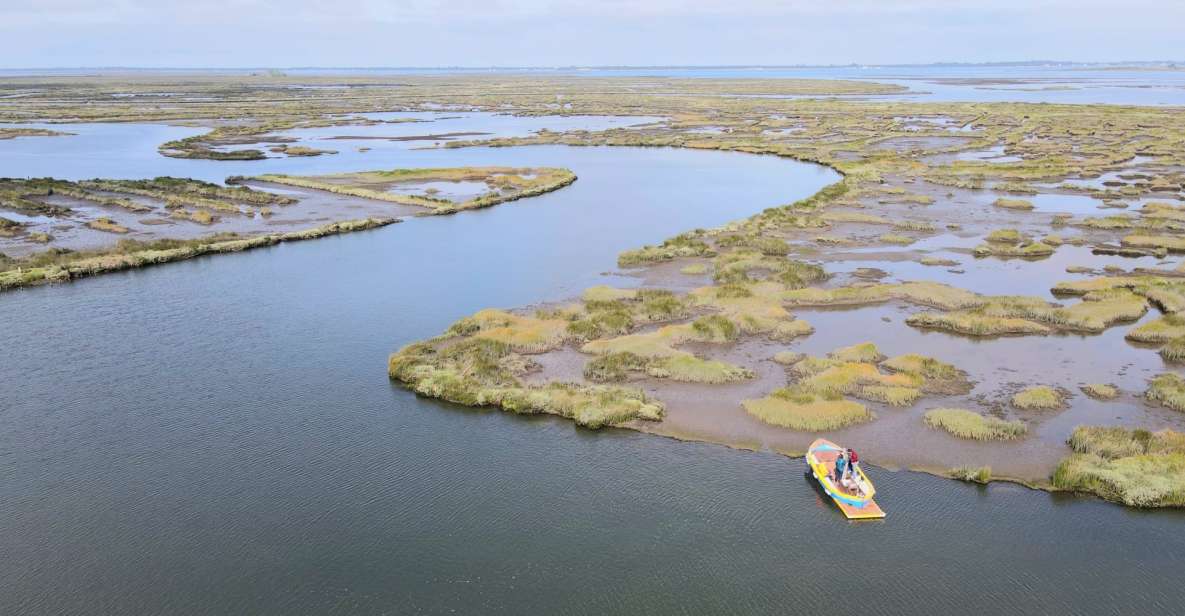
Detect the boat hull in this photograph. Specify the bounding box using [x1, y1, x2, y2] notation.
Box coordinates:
[807, 438, 886, 520]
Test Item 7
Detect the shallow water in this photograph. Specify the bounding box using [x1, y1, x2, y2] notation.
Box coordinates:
[2, 116, 1184, 614]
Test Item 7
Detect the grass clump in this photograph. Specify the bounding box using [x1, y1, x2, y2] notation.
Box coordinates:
[462, 309, 569, 353]
[828, 341, 884, 363]
[1053, 426, 1185, 507]
[742, 389, 872, 431]
[1126, 314, 1185, 343]
[950, 466, 992, 484]
[619, 231, 714, 266]
[389, 338, 663, 429]
[906, 311, 1052, 336]
[993, 197, 1034, 210]
[582, 285, 637, 303]
[878, 234, 915, 245]
[1081, 383, 1119, 400]
[583, 352, 648, 382]
[1146, 373, 1185, 411]
[679, 263, 707, 275]
[924, 408, 1027, 440]
[773, 351, 804, 365]
[881, 353, 972, 394]
[1159, 337, 1185, 362]
[986, 229, 1023, 244]
[1122, 234, 1185, 253]
[648, 354, 755, 383]
[974, 240, 1056, 258]
[783, 281, 981, 311]
[254, 166, 576, 214]
[1011, 386, 1066, 410]
[86, 217, 129, 234]
[691, 314, 739, 342]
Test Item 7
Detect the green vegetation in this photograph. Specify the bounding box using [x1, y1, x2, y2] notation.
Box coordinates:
[829, 341, 885, 363]
[993, 197, 1034, 210]
[1081, 383, 1119, 400]
[1126, 314, 1185, 343]
[389, 336, 663, 429]
[19, 73, 1185, 505]
[1012, 386, 1066, 410]
[0, 218, 395, 291]
[1146, 373, 1185, 411]
[249, 166, 576, 214]
[950, 466, 993, 484]
[86, 217, 129, 234]
[0, 127, 71, 140]
[907, 291, 1146, 337]
[924, 408, 1027, 440]
[1053, 426, 1185, 507]
[619, 231, 715, 266]
[1159, 337, 1185, 362]
[742, 391, 872, 431]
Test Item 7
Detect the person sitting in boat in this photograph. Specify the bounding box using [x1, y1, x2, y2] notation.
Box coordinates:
[834, 451, 846, 484]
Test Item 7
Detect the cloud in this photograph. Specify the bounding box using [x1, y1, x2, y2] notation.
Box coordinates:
[2, 0, 1183, 67]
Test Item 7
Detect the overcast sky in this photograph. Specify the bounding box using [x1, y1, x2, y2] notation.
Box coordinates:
[4, 0, 1184, 68]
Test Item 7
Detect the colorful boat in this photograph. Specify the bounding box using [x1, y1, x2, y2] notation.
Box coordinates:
[806, 438, 885, 520]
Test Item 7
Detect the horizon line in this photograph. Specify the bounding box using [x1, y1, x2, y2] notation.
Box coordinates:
[2, 60, 1184, 72]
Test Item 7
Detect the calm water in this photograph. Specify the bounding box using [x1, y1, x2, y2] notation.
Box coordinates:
[1, 117, 1183, 614]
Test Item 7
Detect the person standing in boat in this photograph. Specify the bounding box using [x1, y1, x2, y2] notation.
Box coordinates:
[847, 448, 860, 481]
[834, 451, 846, 484]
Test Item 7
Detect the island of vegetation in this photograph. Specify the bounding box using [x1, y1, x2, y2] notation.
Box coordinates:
[243, 166, 577, 214]
[3, 73, 1183, 508]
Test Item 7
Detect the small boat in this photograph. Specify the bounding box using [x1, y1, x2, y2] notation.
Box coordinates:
[806, 438, 885, 520]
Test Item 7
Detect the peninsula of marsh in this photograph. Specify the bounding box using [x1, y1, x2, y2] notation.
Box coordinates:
[4, 72, 1185, 509]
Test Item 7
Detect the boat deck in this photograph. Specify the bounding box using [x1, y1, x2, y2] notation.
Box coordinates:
[809, 439, 886, 520]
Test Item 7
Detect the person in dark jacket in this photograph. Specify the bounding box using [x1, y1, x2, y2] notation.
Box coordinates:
[834, 451, 847, 484]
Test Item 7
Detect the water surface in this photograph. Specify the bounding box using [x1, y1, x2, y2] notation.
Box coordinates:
[1, 116, 1182, 615]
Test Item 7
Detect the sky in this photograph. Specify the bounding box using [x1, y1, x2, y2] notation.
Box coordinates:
[3, 0, 1185, 68]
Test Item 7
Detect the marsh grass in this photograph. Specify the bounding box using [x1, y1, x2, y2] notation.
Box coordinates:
[974, 241, 1055, 258]
[254, 166, 576, 214]
[783, 281, 982, 311]
[878, 234, 915, 245]
[1146, 373, 1185, 411]
[0, 218, 395, 291]
[463, 309, 569, 353]
[1126, 314, 1185, 343]
[1053, 425, 1185, 507]
[1159, 337, 1185, 362]
[924, 408, 1027, 440]
[649, 354, 755, 383]
[906, 311, 1052, 336]
[950, 466, 992, 483]
[828, 341, 884, 363]
[86, 217, 129, 234]
[773, 351, 804, 365]
[1012, 386, 1066, 410]
[993, 197, 1035, 210]
[1080, 383, 1119, 400]
[619, 231, 715, 266]
[1122, 234, 1185, 253]
[742, 390, 872, 431]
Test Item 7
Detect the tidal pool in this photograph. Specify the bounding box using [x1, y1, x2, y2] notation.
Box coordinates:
[1, 115, 1183, 614]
